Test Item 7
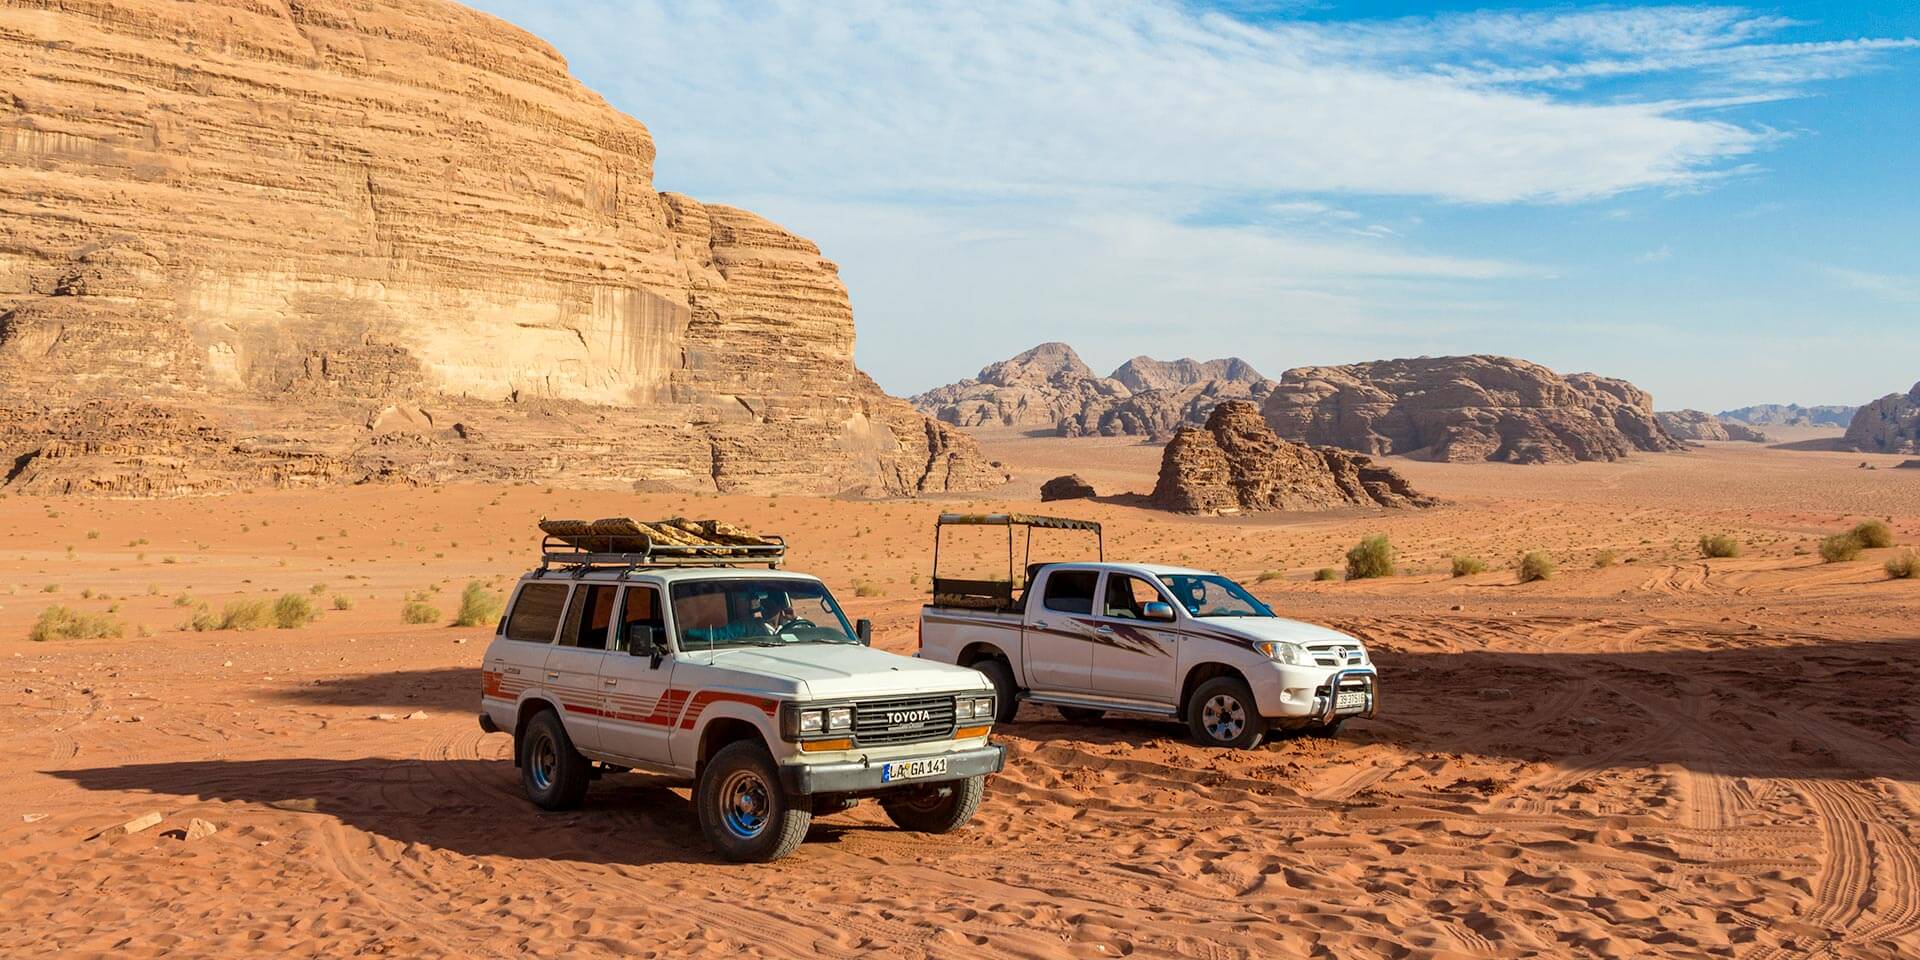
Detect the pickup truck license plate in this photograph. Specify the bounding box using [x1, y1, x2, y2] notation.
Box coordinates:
[1335, 690, 1368, 713]
[881, 757, 948, 783]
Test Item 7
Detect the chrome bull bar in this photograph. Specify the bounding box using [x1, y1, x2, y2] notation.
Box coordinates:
[1314, 669, 1378, 725]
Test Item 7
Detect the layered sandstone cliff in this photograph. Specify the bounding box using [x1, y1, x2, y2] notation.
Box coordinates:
[1844, 383, 1920, 454]
[1149, 402, 1432, 514]
[1261, 356, 1683, 464]
[0, 0, 1003, 496]
[1656, 410, 1767, 443]
[913, 343, 1271, 438]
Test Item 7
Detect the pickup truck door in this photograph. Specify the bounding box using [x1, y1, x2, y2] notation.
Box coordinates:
[545, 582, 620, 751]
[1088, 572, 1182, 704]
[1022, 568, 1098, 692]
[593, 585, 679, 766]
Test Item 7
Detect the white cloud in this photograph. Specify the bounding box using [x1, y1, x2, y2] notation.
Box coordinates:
[1822, 266, 1920, 303]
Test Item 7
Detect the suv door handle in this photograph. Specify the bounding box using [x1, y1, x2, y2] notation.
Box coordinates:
[603, 678, 618, 686]
[546, 671, 560, 680]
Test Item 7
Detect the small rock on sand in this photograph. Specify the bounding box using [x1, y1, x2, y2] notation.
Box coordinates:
[21, 813, 48, 823]
[90, 811, 163, 840]
[371, 713, 400, 721]
[405, 710, 428, 720]
[185, 818, 219, 841]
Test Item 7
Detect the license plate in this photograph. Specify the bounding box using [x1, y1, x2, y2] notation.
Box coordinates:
[881, 757, 949, 783]
[1335, 691, 1369, 713]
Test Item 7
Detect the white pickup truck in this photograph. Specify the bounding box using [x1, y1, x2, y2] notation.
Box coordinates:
[479, 519, 1004, 862]
[917, 514, 1376, 749]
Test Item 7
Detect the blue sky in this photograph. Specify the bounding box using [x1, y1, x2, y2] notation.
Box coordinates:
[470, 0, 1918, 411]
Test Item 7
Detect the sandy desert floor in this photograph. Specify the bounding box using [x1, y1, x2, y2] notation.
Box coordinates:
[3, 434, 1919, 958]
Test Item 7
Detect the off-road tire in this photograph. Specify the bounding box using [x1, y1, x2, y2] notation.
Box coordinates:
[1186, 676, 1265, 749]
[1056, 706, 1105, 723]
[972, 658, 1019, 724]
[519, 709, 591, 810]
[881, 775, 986, 833]
[695, 741, 811, 863]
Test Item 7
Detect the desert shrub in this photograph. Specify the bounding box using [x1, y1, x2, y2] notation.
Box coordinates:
[217, 598, 274, 631]
[1313, 568, 1340, 582]
[453, 581, 505, 627]
[854, 580, 883, 598]
[1819, 533, 1864, 563]
[1884, 550, 1919, 580]
[1698, 534, 1741, 559]
[309, 583, 328, 596]
[40, 584, 58, 593]
[1255, 570, 1286, 583]
[29, 605, 123, 642]
[186, 604, 217, 632]
[172, 592, 195, 607]
[332, 594, 355, 611]
[401, 601, 441, 625]
[1592, 550, 1618, 569]
[1450, 556, 1486, 577]
[1851, 520, 1894, 549]
[271, 593, 319, 629]
[1517, 551, 1555, 583]
[1344, 535, 1395, 581]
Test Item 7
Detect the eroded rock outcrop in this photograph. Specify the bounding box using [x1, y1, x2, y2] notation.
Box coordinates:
[1844, 383, 1920, 454]
[914, 344, 1271, 438]
[1261, 356, 1683, 464]
[0, 0, 1003, 497]
[1040, 475, 1097, 502]
[1657, 410, 1768, 443]
[1149, 402, 1433, 514]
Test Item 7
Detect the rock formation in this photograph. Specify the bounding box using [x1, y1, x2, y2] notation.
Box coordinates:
[1261, 356, 1683, 464]
[0, 0, 1004, 497]
[1718, 404, 1857, 428]
[1039, 475, 1097, 502]
[914, 344, 1271, 438]
[1149, 402, 1433, 514]
[1656, 410, 1768, 443]
[1844, 383, 1920, 454]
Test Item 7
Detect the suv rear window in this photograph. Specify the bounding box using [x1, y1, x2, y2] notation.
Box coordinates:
[1041, 570, 1098, 615]
[505, 582, 568, 643]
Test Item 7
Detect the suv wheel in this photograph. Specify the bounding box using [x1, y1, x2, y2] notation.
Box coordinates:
[1186, 676, 1265, 749]
[972, 658, 1019, 724]
[882, 775, 985, 833]
[520, 709, 591, 810]
[695, 741, 811, 862]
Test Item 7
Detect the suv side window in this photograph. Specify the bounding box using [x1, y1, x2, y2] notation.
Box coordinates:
[613, 586, 666, 653]
[1041, 570, 1098, 615]
[1102, 574, 1167, 620]
[558, 583, 619, 651]
[504, 583, 568, 644]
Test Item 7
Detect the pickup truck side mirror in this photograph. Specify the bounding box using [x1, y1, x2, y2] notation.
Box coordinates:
[855, 618, 873, 646]
[1141, 601, 1177, 623]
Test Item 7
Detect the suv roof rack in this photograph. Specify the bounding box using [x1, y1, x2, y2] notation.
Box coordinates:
[535, 518, 786, 574]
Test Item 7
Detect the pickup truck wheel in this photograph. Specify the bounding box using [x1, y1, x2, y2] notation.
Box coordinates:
[1056, 706, 1105, 723]
[520, 710, 591, 810]
[1187, 677, 1266, 749]
[881, 775, 985, 833]
[696, 741, 811, 863]
[973, 658, 1019, 724]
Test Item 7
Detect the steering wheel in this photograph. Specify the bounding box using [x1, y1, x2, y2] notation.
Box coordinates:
[781, 618, 817, 631]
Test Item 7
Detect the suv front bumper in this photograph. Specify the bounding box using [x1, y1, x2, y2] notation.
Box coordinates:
[778, 743, 1006, 795]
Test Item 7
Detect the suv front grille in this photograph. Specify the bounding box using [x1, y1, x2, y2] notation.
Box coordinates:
[852, 695, 957, 746]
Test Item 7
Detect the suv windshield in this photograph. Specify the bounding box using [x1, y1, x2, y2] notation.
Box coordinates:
[1157, 574, 1275, 618]
[671, 578, 858, 649]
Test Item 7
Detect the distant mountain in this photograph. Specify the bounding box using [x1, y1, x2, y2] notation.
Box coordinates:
[912, 344, 1271, 438]
[1656, 410, 1767, 443]
[1843, 383, 1920, 454]
[1717, 404, 1856, 428]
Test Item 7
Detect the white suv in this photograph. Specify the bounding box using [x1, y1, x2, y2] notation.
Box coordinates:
[479, 530, 1004, 862]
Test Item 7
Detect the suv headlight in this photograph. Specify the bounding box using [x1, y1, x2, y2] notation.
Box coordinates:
[826, 706, 853, 732]
[1254, 640, 1308, 665]
[971, 696, 995, 721]
[955, 697, 977, 720]
[798, 708, 826, 734]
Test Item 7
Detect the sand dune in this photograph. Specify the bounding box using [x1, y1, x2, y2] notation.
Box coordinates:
[2, 438, 1917, 958]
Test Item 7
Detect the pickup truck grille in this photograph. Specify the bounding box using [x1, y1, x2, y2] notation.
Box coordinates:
[852, 695, 957, 746]
[1307, 642, 1366, 667]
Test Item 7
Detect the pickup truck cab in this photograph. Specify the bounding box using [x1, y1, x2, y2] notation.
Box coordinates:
[917, 514, 1376, 749]
[479, 518, 1004, 862]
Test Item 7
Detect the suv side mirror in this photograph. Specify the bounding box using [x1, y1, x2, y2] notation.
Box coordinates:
[855, 618, 873, 646]
[1141, 601, 1176, 623]
[629, 625, 668, 667]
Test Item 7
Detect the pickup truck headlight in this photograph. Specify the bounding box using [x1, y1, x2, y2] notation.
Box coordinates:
[826, 706, 853, 732]
[1254, 640, 1308, 665]
[798, 708, 826, 735]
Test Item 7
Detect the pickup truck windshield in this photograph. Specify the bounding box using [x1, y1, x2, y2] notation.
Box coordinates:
[1158, 574, 1275, 618]
[671, 579, 859, 649]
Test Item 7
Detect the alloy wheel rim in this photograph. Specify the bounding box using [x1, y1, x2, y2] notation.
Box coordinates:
[719, 769, 772, 839]
[1203, 694, 1246, 741]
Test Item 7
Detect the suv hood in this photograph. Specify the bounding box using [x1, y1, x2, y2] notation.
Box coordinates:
[689, 644, 991, 699]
